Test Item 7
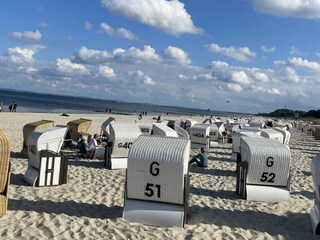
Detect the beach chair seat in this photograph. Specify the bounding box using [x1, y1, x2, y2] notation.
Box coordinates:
[0, 130, 10, 217]
[310, 154, 320, 234]
[123, 135, 190, 227]
[105, 123, 141, 169]
[236, 137, 291, 202]
[24, 150, 68, 187]
[20, 120, 54, 158]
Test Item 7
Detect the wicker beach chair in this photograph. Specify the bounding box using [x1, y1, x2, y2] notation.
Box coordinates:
[20, 120, 54, 158]
[152, 123, 179, 137]
[315, 126, 320, 140]
[237, 137, 291, 202]
[0, 130, 10, 217]
[105, 123, 141, 169]
[123, 135, 190, 227]
[189, 124, 210, 149]
[136, 121, 153, 135]
[310, 154, 320, 234]
[66, 118, 92, 142]
[260, 128, 285, 144]
[100, 117, 115, 140]
[24, 126, 68, 187]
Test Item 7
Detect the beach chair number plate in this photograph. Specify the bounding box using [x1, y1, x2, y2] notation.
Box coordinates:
[118, 142, 133, 149]
[144, 161, 161, 198]
[260, 157, 276, 183]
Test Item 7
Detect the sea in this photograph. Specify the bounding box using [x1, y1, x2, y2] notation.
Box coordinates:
[0, 88, 251, 117]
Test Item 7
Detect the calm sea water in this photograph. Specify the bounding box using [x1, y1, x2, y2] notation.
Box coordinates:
[0, 89, 249, 117]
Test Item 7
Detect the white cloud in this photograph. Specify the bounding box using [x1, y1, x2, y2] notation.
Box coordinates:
[288, 57, 320, 71]
[11, 30, 42, 41]
[75, 46, 110, 64]
[251, 86, 281, 95]
[231, 71, 250, 84]
[99, 65, 116, 78]
[207, 43, 256, 62]
[252, 0, 320, 19]
[210, 61, 229, 69]
[261, 45, 276, 53]
[192, 73, 214, 81]
[163, 46, 191, 65]
[284, 66, 301, 82]
[0, 45, 44, 64]
[227, 83, 243, 92]
[100, 22, 138, 40]
[84, 21, 93, 31]
[113, 45, 160, 63]
[129, 70, 155, 85]
[39, 22, 49, 27]
[56, 58, 90, 75]
[101, 0, 202, 35]
[178, 74, 188, 80]
[289, 46, 302, 56]
[251, 69, 269, 82]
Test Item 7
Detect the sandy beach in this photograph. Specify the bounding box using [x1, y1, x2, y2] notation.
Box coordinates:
[0, 112, 319, 239]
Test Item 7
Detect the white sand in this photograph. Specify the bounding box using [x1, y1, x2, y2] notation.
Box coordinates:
[0, 112, 319, 239]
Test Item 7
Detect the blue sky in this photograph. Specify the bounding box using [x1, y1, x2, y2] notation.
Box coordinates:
[1, 0, 320, 114]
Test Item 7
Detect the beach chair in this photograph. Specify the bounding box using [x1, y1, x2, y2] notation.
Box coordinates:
[214, 122, 227, 143]
[274, 127, 291, 145]
[136, 121, 153, 135]
[185, 119, 197, 132]
[171, 123, 189, 139]
[310, 154, 320, 234]
[66, 118, 92, 142]
[105, 123, 141, 169]
[100, 117, 115, 140]
[236, 137, 291, 202]
[0, 130, 10, 217]
[24, 126, 68, 186]
[315, 126, 320, 140]
[189, 124, 210, 149]
[260, 128, 284, 144]
[123, 135, 190, 227]
[225, 123, 240, 143]
[20, 120, 54, 158]
[152, 123, 178, 137]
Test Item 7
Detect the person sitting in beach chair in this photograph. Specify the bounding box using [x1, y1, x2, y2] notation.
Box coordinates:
[84, 134, 99, 159]
[189, 147, 208, 168]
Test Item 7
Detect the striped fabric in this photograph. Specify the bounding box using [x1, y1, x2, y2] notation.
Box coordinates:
[0, 129, 10, 217]
[67, 118, 92, 141]
[0, 129, 10, 193]
[109, 123, 142, 158]
[126, 135, 190, 205]
[240, 137, 291, 186]
[190, 124, 210, 145]
[232, 131, 262, 154]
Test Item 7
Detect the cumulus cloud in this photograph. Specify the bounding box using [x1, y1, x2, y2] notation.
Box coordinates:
[251, 86, 281, 95]
[56, 58, 90, 75]
[74, 46, 110, 64]
[99, 65, 116, 78]
[129, 70, 155, 85]
[207, 43, 256, 62]
[11, 30, 42, 41]
[289, 46, 302, 56]
[227, 83, 243, 92]
[100, 22, 137, 40]
[251, 69, 269, 82]
[261, 45, 276, 53]
[288, 57, 320, 71]
[163, 46, 191, 65]
[101, 0, 202, 35]
[252, 0, 320, 19]
[112, 45, 160, 63]
[84, 21, 93, 31]
[0, 45, 45, 64]
[231, 71, 250, 84]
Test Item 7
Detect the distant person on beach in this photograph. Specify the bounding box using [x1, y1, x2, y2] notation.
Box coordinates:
[189, 147, 208, 168]
[8, 104, 12, 112]
[157, 115, 161, 121]
[138, 112, 143, 120]
[0, 102, 2, 112]
[13, 102, 17, 112]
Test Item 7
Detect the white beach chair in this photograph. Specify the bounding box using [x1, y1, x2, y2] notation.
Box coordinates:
[123, 135, 190, 227]
[310, 154, 320, 234]
[237, 137, 291, 202]
[186, 119, 198, 132]
[136, 121, 153, 135]
[214, 122, 227, 143]
[225, 123, 240, 142]
[189, 124, 210, 149]
[24, 126, 69, 187]
[105, 123, 141, 169]
[152, 123, 179, 137]
[260, 128, 284, 144]
[274, 127, 291, 145]
[100, 117, 115, 140]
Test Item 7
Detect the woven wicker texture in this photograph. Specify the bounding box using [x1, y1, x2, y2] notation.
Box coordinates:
[22, 120, 54, 148]
[127, 135, 190, 205]
[109, 123, 142, 157]
[240, 137, 291, 186]
[190, 124, 210, 145]
[152, 123, 178, 137]
[67, 118, 92, 141]
[0, 129, 10, 193]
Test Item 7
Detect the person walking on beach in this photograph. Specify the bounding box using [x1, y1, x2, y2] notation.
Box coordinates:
[189, 147, 208, 168]
[13, 102, 17, 112]
[8, 104, 12, 112]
